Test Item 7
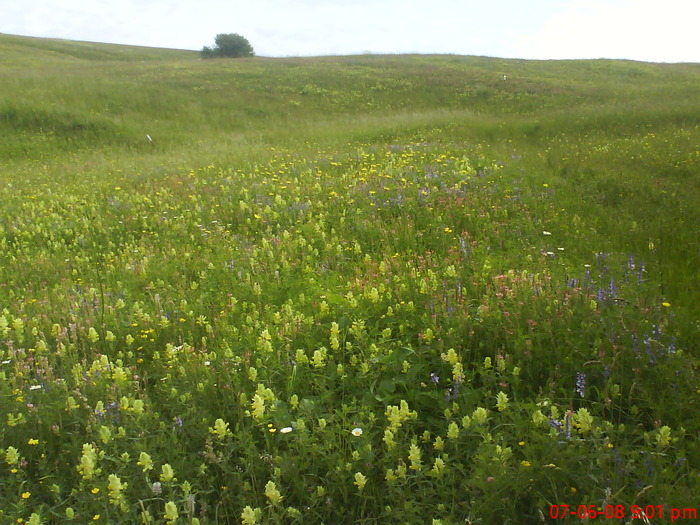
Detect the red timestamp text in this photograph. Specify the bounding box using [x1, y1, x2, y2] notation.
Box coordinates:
[549, 504, 698, 522]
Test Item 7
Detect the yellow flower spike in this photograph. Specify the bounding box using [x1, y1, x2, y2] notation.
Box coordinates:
[137, 452, 153, 472]
[6, 446, 20, 465]
[408, 443, 422, 470]
[353, 472, 367, 491]
[164, 501, 179, 523]
[264, 480, 284, 505]
[241, 506, 260, 525]
[211, 418, 231, 439]
[160, 463, 176, 483]
[496, 391, 509, 411]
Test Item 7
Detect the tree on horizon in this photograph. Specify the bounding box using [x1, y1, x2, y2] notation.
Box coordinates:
[201, 33, 254, 58]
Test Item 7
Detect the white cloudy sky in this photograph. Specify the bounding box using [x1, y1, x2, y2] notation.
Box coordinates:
[1, 0, 698, 62]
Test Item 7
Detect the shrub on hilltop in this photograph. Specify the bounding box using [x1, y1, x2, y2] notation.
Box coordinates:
[201, 33, 255, 58]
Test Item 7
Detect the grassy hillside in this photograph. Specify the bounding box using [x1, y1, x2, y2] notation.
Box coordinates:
[0, 34, 698, 524]
[2, 35, 698, 306]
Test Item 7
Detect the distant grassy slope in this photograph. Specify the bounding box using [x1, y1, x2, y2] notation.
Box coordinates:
[1, 34, 699, 307]
[0, 33, 195, 65]
[2, 35, 697, 160]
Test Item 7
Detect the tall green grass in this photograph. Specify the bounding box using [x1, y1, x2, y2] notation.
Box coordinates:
[1, 34, 698, 524]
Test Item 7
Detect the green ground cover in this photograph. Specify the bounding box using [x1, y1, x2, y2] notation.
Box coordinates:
[1, 34, 698, 524]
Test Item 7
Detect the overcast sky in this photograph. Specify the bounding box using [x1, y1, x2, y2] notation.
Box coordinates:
[1, 0, 698, 62]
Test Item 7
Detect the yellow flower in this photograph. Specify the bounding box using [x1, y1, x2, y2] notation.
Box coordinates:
[88, 327, 100, 343]
[496, 391, 509, 411]
[108, 474, 127, 506]
[521, 460, 531, 467]
[251, 394, 266, 419]
[656, 426, 672, 447]
[78, 443, 98, 480]
[210, 418, 231, 439]
[447, 421, 459, 439]
[5, 446, 20, 465]
[241, 506, 260, 525]
[575, 407, 594, 432]
[264, 480, 284, 505]
[662, 302, 671, 307]
[408, 443, 422, 470]
[27, 438, 39, 445]
[91, 487, 100, 494]
[431, 457, 446, 476]
[21, 491, 31, 499]
[160, 463, 176, 483]
[353, 472, 367, 491]
[164, 501, 179, 523]
[472, 407, 488, 424]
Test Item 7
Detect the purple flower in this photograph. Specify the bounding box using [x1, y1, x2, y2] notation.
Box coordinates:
[667, 337, 677, 355]
[644, 335, 656, 365]
[548, 418, 562, 432]
[430, 372, 440, 384]
[673, 457, 687, 468]
[631, 334, 640, 357]
[576, 372, 586, 398]
[637, 262, 645, 285]
[445, 375, 462, 401]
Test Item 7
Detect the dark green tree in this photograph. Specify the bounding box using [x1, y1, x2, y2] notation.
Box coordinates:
[201, 33, 255, 58]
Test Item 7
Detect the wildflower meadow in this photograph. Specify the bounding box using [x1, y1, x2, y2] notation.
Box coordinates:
[1, 34, 698, 524]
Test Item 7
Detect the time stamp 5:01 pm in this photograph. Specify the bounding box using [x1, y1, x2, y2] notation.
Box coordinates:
[549, 504, 698, 522]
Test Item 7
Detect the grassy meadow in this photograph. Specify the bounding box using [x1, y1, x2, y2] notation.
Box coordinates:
[1, 33, 699, 524]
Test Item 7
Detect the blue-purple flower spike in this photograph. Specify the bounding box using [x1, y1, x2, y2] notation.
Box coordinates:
[576, 372, 586, 398]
